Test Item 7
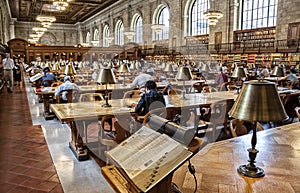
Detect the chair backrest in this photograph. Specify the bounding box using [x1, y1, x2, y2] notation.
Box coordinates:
[281, 93, 300, 123]
[56, 89, 80, 103]
[295, 106, 300, 121]
[168, 88, 183, 95]
[51, 81, 63, 87]
[122, 90, 143, 99]
[79, 93, 104, 102]
[190, 82, 204, 93]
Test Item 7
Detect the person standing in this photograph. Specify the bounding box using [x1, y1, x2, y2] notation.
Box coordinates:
[2, 53, 14, 93]
[13, 59, 22, 86]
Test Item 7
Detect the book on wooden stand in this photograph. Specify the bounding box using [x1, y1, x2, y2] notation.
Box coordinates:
[102, 114, 205, 193]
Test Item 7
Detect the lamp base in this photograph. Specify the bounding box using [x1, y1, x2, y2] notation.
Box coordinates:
[237, 164, 265, 178]
[102, 103, 112, 108]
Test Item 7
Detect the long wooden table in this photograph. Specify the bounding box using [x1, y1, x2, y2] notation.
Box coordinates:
[37, 80, 213, 119]
[172, 121, 300, 193]
[50, 91, 236, 161]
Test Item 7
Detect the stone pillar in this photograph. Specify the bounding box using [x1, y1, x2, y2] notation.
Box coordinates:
[9, 18, 17, 40]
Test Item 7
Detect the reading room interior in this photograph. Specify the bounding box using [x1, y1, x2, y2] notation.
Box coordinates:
[0, 0, 300, 192]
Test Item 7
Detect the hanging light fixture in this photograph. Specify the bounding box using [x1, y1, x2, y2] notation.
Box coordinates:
[36, 15, 56, 23]
[203, 0, 223, 25]
[53, 0, 70, 11]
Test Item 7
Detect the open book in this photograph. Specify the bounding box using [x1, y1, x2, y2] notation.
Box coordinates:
[106, 126, 193, 192]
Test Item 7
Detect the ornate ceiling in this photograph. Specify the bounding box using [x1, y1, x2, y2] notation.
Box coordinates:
[8, 0, 118, 24]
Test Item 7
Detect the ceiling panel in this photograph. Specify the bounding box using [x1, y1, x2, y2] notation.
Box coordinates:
[9, 0, 118, 24]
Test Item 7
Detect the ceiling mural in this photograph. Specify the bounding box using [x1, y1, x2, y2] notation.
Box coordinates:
[8, 0, 119, 24]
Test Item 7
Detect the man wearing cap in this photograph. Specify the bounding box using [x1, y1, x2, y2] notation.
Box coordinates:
[54, 76, 81, 103]
[2, 53, 14, 93]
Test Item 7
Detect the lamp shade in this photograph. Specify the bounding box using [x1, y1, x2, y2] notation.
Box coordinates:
[176, 66, 193, 81]
[64, 63, 76, 75]
[52, 62, 61, 71]
[96, 68, 117, 84]
[201, 63, 210, 72]
[232, 67, 246, 79]
[118, 64, 130, 73]
[272, 66, 284, 77]
[229, 80, 288, 122]
[163, 63, 174, 72]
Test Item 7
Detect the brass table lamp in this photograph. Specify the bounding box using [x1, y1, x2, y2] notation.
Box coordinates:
[96, 68, 117, 108]
[176, 66, 193, 100]
[163, 62, 175, 78]
[229, 80, 288, 178]
[64, 63, 76, 75]
[118, 64, 130, 86]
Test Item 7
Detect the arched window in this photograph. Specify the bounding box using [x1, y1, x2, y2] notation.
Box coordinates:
[86, 32, 91, 44]
[131, 14, 143, 43]
[93, 29, 99, 46]
[153, 5, 170, 40]
[115, 20, 124, 45]
[190, 0, 209, 35]
[241, 0, 278, 29]
[103, 25, 110, 47]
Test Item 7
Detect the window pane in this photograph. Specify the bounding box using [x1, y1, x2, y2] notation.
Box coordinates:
[190, 0, 209, 36]
[241, 0, 278, 29]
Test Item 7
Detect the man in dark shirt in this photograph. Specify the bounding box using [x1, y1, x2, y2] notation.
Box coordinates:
[135, 80, 166, 116]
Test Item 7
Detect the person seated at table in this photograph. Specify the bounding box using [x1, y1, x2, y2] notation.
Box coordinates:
[135, 80, 166, 116]
[129, 68, 154, 88]
[283, 69, 299, 89]
[41, 67, 57, 86]
[54, 75, 82, 103]
[259, 66, 270, 78]
[214, 67, 228, 86]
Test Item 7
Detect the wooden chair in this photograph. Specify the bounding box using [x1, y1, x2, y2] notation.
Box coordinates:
[230, 119, 264, 138]
[295, 106, 300, 122]
[202, 99, 234, 142]
[98, 114, 129, 164]
[168, 88, 183, 95]
[189, 82, 204, 93]
[122, 90, 143, 99]
[51, 81, 63, 87]
[280, 92, 300, 124]
[56, 89, 80, 103]
[79, 93, 104, 102]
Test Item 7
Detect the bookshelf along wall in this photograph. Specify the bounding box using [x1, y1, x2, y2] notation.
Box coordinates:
[209, 53, 300, 67]
[233, 27, 276, 50]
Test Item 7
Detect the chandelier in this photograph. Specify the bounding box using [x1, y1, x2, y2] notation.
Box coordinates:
[36, 15, 56, 23]
[53, 0, 69, 11]
[203, 10, 223, 25]
[36, 15, 56, 29]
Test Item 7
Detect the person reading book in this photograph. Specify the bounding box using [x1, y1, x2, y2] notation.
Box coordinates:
[134, 80, 166, 116]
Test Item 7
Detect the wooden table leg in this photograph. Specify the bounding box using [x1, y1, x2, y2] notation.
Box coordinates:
[68, 121, 89, 161]
[43, 94, 55, 120]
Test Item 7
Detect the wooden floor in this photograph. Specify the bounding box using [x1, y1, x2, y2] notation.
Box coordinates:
[0, 84, 63, 193]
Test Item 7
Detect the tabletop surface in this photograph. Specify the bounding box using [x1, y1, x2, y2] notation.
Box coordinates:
[173, 121, 300, 193]
[50, 91, 236, 122]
